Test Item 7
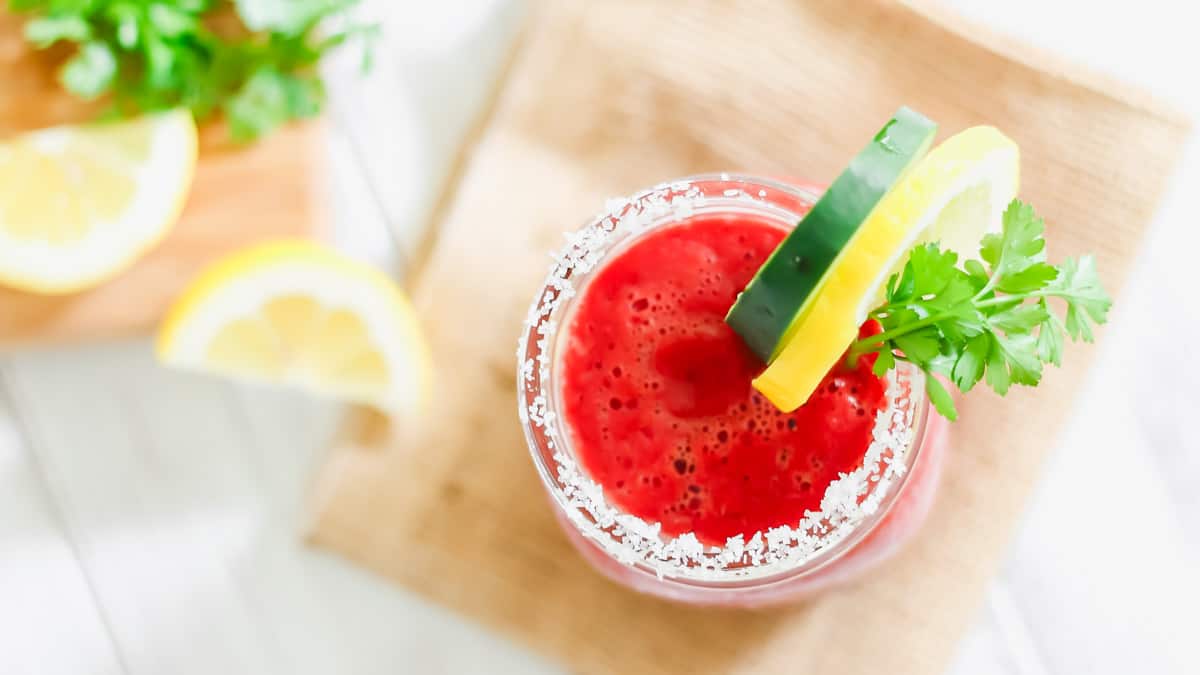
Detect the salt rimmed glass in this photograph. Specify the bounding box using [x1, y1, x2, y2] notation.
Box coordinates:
[517, 174, 945, 606]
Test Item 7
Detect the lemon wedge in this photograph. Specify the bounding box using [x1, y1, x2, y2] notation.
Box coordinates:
[755, 126, 1019, 411]
[157, 240, 432, 414]
[0, 110, 198, 294]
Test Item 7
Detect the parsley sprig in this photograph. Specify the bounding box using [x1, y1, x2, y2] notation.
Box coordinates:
[9, 0, 375, 142]
[848, 199, 1112, 420]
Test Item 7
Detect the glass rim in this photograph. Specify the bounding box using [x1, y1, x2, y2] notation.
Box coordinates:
[517, 173, 931, 587]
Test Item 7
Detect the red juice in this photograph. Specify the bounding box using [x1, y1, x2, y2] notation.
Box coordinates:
[559, 215, 887, 545]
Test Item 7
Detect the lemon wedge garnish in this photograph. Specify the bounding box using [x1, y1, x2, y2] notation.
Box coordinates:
[0, 110, 198, 294]
[755, 126, 1019, 411]
[157, 240, 431, 414]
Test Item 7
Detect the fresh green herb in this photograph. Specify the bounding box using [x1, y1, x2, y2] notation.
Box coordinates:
[848, 199, 1111, 421]
[9, 0, 376, 142]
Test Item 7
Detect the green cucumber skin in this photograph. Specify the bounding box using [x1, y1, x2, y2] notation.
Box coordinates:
[725, 106, 937, 362]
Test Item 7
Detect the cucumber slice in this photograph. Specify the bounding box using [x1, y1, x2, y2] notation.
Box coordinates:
[726, 107, 937, 362]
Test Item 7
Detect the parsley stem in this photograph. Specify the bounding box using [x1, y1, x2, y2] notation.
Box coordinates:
[973, 277, 1000, 302]
[847, 310, 958, 357]
[975, 289, 1072, 308]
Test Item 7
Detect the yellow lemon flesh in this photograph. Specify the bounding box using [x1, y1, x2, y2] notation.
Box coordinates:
[157, 240, 432, 414]
[0, 110, 197, 293]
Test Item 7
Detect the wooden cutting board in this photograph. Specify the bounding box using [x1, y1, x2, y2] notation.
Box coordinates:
[0, 11, 323, 347]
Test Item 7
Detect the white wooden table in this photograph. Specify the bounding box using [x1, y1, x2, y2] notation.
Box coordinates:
[1, 2, 1196, 673]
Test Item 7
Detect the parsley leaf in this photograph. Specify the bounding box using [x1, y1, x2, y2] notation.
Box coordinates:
[9, 0, 374, 142]
[989, 303, 1049, 333]
[851, 199, 1112, 420]
[23, 14, 91, 46]
[950, 332, 988, 393]
[60, 41, 117, 99]
[924, 374, 957, 422]
[1049, 255, 1111, 341]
